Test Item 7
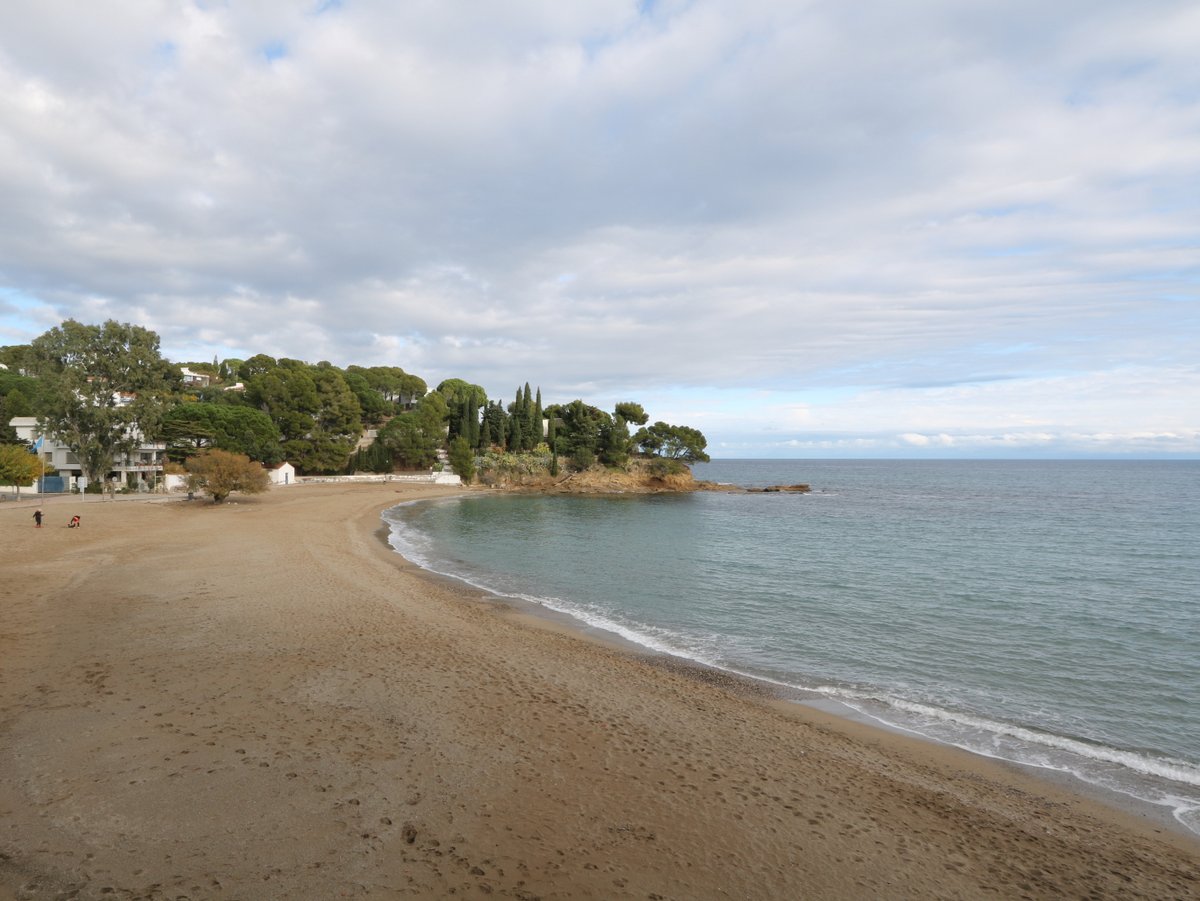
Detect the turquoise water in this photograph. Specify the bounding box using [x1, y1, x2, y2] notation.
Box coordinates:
[382, 460, 1200, 833]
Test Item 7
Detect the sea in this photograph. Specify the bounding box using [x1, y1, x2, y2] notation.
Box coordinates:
[381, 459, 1200, 834]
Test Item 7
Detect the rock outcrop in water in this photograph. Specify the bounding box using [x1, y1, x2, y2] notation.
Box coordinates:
[481, 460, 809, 495]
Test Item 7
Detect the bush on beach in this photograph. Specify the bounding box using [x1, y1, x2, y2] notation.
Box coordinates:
[185, 449, 270, 503]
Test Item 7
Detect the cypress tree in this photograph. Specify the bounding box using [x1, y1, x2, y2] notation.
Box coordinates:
[466, 393, 480, 447]
[522, 383, 534, 450]
[533, 388, 543, 447]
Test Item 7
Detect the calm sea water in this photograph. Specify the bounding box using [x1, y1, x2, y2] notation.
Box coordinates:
[382, 460, 1200, 833]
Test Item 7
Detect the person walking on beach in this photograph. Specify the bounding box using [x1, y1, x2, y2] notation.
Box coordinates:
[33, 509, 43, 528]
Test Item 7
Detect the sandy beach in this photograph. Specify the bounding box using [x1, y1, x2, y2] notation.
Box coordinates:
[2, 484, 1197, 900]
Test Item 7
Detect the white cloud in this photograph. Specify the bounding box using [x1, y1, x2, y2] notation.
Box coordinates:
[0, 1, 1196, 456]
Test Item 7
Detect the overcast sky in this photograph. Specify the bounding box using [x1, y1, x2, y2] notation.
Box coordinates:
[1, 1, 1197, 457]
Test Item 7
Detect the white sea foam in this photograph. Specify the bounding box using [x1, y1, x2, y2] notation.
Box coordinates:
[816, 690, 1200, 832]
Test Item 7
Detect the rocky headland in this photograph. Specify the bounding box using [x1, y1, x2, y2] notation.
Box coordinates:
[481, 459, 810, 495]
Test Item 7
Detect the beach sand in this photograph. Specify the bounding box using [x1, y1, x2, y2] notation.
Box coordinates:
[2, 484, 1197, 900]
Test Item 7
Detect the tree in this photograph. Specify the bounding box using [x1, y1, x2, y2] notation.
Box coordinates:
[397, 372, 427, 409]
[238, 354, 279, 380]
[598, 415, 631, 467]
[521, 383, 535, 450]
[161, 403, 283, 464]
[438, 378, 485, 446]
[184, 449, 270, 503]
[342, 370, 389, 425]
[346, 441, 392, 474]
[555, 400, 610, 469]
[507, 413, 524, 453]
[379, 392, 447, 469]
[0, 384, 35, 443]
[614, 402, 648, 427]
[0, 344, 34, 374]
[218, 357, 244, 383]
[447, 436, 475, 483]
[633, 422, 711, 463]
[481, 401, 508, 450]
[346, 365, 426, 411]
[0, 443, 41, 495]
[28, 320, 178, 486]
[532, 388, 544, 448]
[2, 386, 33, 418]
[242, 358, 362, 473]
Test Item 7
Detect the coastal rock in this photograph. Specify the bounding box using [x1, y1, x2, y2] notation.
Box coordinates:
[483, 463, 811, 496]
[498, 461, 706, 495]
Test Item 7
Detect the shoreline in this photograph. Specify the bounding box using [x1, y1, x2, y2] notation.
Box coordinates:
[379, 489, 1200, 844]
[2, 483, 1197, 899]
[378, 487, 1200, 850]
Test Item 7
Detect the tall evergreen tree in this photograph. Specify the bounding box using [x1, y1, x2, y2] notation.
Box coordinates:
[467, 394, 481, 447]
[533, 388, 544, 448]
[508, 413, 523, 453]
[522, 383, 535, 450]
[483, 401, 507, 450]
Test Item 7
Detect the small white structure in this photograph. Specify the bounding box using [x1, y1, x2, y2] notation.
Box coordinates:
[163, 473, 190, 493]
[267, 461, 296, 486]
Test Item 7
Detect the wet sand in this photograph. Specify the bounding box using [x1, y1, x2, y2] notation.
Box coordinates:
[2, 484, 1197, 900]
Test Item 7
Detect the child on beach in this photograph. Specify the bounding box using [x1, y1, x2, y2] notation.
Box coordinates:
[68, 515, 81, 528]
[33, 509, 42, 528]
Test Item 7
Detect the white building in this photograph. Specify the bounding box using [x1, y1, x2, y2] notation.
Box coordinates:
[8, 417, 167, 493]
[266, 461, 296, 486]
[180, 367, 211, 388]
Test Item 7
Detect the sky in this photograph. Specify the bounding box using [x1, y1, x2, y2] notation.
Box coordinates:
[1, 1, 1197, 458]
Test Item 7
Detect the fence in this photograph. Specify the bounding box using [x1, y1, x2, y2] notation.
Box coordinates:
[296, 472, 462, 486]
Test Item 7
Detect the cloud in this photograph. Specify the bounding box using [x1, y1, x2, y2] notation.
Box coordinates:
[0, 1, 1197, 455]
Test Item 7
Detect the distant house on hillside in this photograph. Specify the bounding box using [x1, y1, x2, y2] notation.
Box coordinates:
[180, 367, 212, 388]
[266, 461, 296, 486]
